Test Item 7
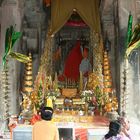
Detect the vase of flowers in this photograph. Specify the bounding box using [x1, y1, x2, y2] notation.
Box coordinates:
[93, 86, 105, 115]
[80, 90, 93, 103]
[80, 90, 93, 115]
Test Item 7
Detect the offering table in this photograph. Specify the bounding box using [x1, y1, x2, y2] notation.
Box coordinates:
[13, 115, 109, 140]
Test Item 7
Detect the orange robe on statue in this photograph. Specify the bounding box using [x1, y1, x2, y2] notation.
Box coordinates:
[64, 40, 83, 81]
[43, 0, 51, 7]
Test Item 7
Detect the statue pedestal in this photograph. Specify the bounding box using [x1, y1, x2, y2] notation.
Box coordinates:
[62, 88, 77, 98]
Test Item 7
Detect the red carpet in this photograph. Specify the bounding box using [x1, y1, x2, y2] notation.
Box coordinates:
[75, 128, 87, 140]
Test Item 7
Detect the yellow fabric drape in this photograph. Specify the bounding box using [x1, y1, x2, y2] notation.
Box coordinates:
[50, 0, 74, 35]
[50, 0, 101, 35]
[76, 0, 101, 33]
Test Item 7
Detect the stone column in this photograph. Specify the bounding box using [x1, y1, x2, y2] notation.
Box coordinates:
[0, 7, 1, 61]
[0, 0, 24, 115]
[118, 0, 137, 116]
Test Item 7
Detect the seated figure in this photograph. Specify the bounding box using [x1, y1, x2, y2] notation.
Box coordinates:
[79, 47, 92, 90]
[103, 120, 122, 140]
[58, 40, 83, 83]
[118, 112, 132, 140]
[103, 120, 132, 140]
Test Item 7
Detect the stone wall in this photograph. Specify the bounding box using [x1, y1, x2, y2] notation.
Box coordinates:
[0, 0, 24, 115]
[100, 0, 120, 112]
[118, 0, 140, 120]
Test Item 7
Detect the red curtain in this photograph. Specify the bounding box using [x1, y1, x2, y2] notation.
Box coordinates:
[65, 21, 87, 27]
[64, 40, 83, 81]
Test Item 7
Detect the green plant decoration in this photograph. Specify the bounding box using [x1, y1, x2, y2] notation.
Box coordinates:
[94, 86, 104, 112]
[2, 25, 30, 68]
[1, 25, 30, 131]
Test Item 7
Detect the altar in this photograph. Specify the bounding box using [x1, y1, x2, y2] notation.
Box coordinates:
[54, 115, 109, 140]
[11, 1, 117, 139]
[17, 0, 119, 121]
[13, 116, 109, 140]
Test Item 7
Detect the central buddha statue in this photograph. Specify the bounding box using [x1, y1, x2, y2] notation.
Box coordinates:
[57, 39, 92, 97]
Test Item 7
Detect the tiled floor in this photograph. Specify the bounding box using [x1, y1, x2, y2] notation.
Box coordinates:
[0, 131, 10, 140]
[0, 138, 10, 140]
[0, 120, 140, 140]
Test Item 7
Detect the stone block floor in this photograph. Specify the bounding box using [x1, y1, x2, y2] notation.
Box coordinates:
[0, 131, 10, 140]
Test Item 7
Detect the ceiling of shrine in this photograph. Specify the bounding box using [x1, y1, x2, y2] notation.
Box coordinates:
[136, 0, 140, 20]
[22, 0, 115, 36]
[0, 0, 115, 34]
[23, 0, 47, 29]
[100, 0, 115, 39]
[0, 0, 117, 50]
[0, 0, 4, 6]
[1, 0, 140, 40]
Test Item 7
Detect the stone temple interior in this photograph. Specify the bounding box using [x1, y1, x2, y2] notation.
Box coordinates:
[0, 0, 140, 139]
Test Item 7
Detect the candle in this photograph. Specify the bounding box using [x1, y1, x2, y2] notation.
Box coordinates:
[46, 98, 53, 108]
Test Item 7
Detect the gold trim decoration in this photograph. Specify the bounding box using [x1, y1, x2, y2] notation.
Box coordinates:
[1, 64, 10, 121]
[103, 51, 118, 112]
[87, 72, 103, 91]
[39, 29, 54, 76]
[103, 51, 112, 94]
[92, 33, 103, 71]
[79, 71, 83, 91]
[90, 31, 104, 92]
[22, 53, 33, 94]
